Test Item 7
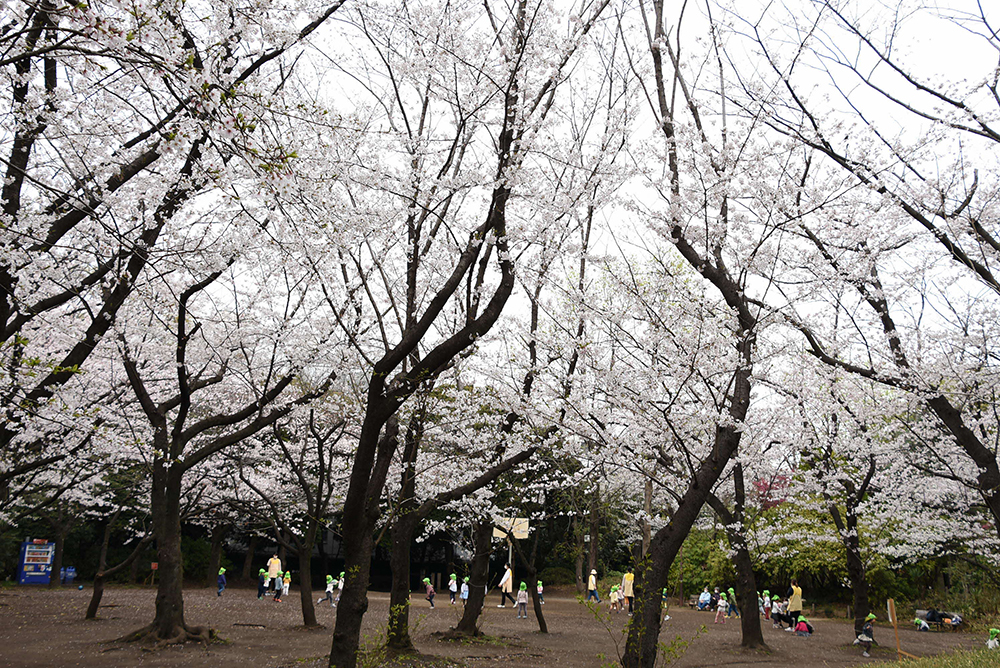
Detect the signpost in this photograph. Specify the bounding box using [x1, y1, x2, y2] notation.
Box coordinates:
[887, 598, 918, 661]
[17, 539, 54, 585]
[493, 517, 530, 569]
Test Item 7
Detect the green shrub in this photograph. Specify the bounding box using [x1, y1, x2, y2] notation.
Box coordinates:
[538, 566, 576, 586]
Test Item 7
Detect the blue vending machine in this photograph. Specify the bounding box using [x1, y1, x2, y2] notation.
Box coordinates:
[18, 539, 54, 585]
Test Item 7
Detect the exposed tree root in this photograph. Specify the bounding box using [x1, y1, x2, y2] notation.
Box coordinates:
[117, 623, 216, 646]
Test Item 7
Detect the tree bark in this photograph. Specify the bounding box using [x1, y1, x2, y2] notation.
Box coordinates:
[574, 519, 586, 594]
[456, 520, 493, 636]
[587, 491, 599, 577]
[241, 534, 258, 582]
[207, 524, 227, 587]
[298, 522, 319, 628]
[387, 515, 417, 651]
[48, 507, 69, 589]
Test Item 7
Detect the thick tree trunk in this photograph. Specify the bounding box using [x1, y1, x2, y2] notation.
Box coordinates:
[456, 521, 493, 636]
[207, 524, 227, 587]
[844, 512, 869, 635]
[151, 470, 187, 639]
[122, 464, 209, 644]
[574, 521, 586, 594]
[387, 515, 417, 651]
[241, 534, 258, 582]
[328, 530, 373, 668]
[298, 530, 319, 627]
[733, 542, 765, 648]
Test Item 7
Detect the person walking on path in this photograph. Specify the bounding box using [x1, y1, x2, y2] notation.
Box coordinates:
[461, 576, 470, 605]
[282, 571, 291, 598]
[785, 579, 803, 632]
[727, 587, 740, 617]
[217, 567, 227, 597]
[497, 563, 516, 608]
[448, 573, 458, 604]
[586, 569, 601, 603]
[621, 569, 635, 616]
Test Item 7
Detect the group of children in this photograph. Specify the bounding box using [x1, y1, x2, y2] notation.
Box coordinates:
[257, 567, 292, 602]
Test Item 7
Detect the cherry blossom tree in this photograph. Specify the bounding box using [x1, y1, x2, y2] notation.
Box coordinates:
[0, 0, 346, 515]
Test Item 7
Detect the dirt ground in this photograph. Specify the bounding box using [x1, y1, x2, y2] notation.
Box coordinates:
[0, 585, 982, 667]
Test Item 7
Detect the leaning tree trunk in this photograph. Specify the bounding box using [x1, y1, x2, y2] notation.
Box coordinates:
[387, 514, 418, 651]
[456, 521, 493, 636]
[87, 533, 152, 619]
[622, 423, 747, 667]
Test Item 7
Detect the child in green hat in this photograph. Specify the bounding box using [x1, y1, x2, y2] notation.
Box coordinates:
[914, 617, 929, 632]
[855, 613, 876, 657]
[537, 580, 544, 605]
[217, 567, 227, 597]
[282, 570, 291, 598]
[423, 577, 435, 608]
[714, 592, 728, 624]
[318, 574, 335, 607]
[334, 572, 344, 606]
[460, 576, 469, 605]
[987, 628, 999, 650]
[257, 568, 266, 599]
[448, 573, 458, 604]
[516, 581, 529, 618]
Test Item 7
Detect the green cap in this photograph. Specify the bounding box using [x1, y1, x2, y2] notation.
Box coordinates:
[728, 588, 735, 594]
[866, 613, 877, 621]
[537, 581, 542, 586]
[720, 593, 727, 600]
[450, 573, 456, 579]
[990, 628, 1000, 640]
[340, 572, 345, 578]
[763, 590, 769, 597]
[259, 568, 266, 575]
[463, 577, 469, 583]
[284, 571, 290, 577]
[326, 574, 334, 583]
[219, 567, 226, 575]
[422, 577, 431, 584]
[519, 582, 527, 591]
[612, 584, 619, 591]
[798, 616, 807, 623]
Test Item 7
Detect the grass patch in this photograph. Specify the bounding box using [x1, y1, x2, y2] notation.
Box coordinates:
[901, 649, 996, 667]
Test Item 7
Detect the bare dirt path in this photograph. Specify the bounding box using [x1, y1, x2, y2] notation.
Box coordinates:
[0, 587, 979, 667]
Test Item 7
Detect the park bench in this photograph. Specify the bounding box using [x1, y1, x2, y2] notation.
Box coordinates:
[915, 609, 961, 632]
